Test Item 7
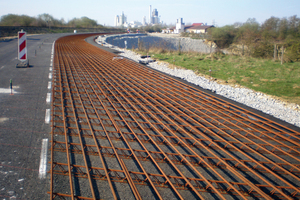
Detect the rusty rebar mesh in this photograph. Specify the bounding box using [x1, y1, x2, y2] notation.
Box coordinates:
[49, 34, 300, 200]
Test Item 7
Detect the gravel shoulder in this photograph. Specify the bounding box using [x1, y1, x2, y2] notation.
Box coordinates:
[95, 34, 300, 128]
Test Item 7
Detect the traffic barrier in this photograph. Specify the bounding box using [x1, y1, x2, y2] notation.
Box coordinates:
[18, 30, 27, 61]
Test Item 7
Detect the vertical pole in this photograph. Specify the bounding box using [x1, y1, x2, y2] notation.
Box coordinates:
[281, 46, 284, 65]
[178, 39, 181, 55]
[274, 44, 277, 61]
[242, 44, 244, 56]
[10, 79, 13, 95]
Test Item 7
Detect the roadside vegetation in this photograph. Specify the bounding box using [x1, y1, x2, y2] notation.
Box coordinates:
[142, 25, 163, 33]
[0, 13, 121, 37]
[133, 15, 300, 105]
[0, 13, 102, 28]
[134, 48, 300, 105]
[0, 13, 165, 34]
[182, 16, 300, 62]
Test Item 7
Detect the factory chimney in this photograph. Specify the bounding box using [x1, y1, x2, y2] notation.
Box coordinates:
[149, 5, 152, 24]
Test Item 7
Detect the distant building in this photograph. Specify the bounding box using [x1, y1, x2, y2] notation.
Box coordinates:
[149, 5, 152, 24]
[161, 28, 174, 34]
[115, 12, 127, 27]
[149, 6, 160, 25]
[143, 16, 147, 26]
[174, 18, 185, 34]
[152, 9, 160, 24]
[170, 20, 214, 34]
[129, 21, 142, 28]
[190, 23, 203, 27]
[122, 21, 143, 28]
[185, 24, 214, 33]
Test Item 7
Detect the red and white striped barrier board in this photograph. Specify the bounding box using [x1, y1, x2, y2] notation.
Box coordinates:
[18, 30, 27, 61]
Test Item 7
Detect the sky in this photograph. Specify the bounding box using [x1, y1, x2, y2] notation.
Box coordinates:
[0, 0, 299, 27]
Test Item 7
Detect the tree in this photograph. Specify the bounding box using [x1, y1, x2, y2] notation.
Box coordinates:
[261, 16, 280, 40]
[236, 18, 260, 45]
[21, 15, 35, 26]
[36, 13, 53, 26]
[208, 25, 237, 48]
[278, 18, 289, 40]
[67, 17, 98, 28]
[0, 14, 35, 26]
[143, 25, 162, 33]
[287, 15, 300, 37]
[81, 17, 97, 27]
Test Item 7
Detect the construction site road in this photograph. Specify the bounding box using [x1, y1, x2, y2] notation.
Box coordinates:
[0, 33, 72, 199]
[50, 33, 300, 200]
[1, 32, 300, 200]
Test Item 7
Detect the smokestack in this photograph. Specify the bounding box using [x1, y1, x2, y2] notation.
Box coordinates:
[149, 5, 152, 24]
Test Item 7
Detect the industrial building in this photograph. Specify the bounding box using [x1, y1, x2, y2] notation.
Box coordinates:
[114, 12, 127, 27]
[114, 5, 162, 27]
[149, 5, 160, 25]
[174, 18, 185, 34]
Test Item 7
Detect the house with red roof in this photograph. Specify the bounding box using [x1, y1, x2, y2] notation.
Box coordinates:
[185, 24, 214, 33]
[162, 19, 214, 34]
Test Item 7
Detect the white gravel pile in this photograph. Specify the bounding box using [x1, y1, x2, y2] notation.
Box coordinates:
[96, 35, 300, 127]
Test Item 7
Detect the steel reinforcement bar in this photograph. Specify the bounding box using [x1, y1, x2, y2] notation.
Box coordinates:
[49, 34, 300, 200]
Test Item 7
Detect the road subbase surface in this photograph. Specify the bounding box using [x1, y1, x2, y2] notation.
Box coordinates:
[48, 33, 300, 200]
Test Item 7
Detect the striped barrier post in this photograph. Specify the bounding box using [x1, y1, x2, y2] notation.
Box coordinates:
[16, 30, 29, 68]
[18, 30, 27, 61]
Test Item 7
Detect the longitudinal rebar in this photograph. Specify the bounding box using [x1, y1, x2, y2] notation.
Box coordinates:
[49, 34, 300, 200]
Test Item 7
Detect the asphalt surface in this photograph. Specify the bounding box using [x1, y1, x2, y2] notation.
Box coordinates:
[1, 33, 300, 200]
[0, 33, 70, 200]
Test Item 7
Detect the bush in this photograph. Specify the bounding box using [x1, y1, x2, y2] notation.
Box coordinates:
[0, 13, 101, 28]
[251, 41, 273, 58]
[285, 37, 300, 62]
[180, 32, 189, 37]
[208, 25, 237, 48]
[143, 25, 162, 33]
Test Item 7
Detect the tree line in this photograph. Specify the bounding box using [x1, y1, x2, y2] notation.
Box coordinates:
[207, 15, 300, 62]
[0, 13, 102, 28]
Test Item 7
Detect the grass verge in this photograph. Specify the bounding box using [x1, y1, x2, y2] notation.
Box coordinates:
[134, 48, 300, 105]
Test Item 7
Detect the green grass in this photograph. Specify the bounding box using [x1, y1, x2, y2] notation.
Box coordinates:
[135, 49, 300, 105]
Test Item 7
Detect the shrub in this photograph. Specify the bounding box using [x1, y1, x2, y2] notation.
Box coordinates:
[251, 41, 274, 58]
[285, 37, 300, 62]
[208, 25, 237, 48]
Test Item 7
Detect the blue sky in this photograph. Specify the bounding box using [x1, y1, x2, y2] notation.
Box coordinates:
[0, 0, 299, 26]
